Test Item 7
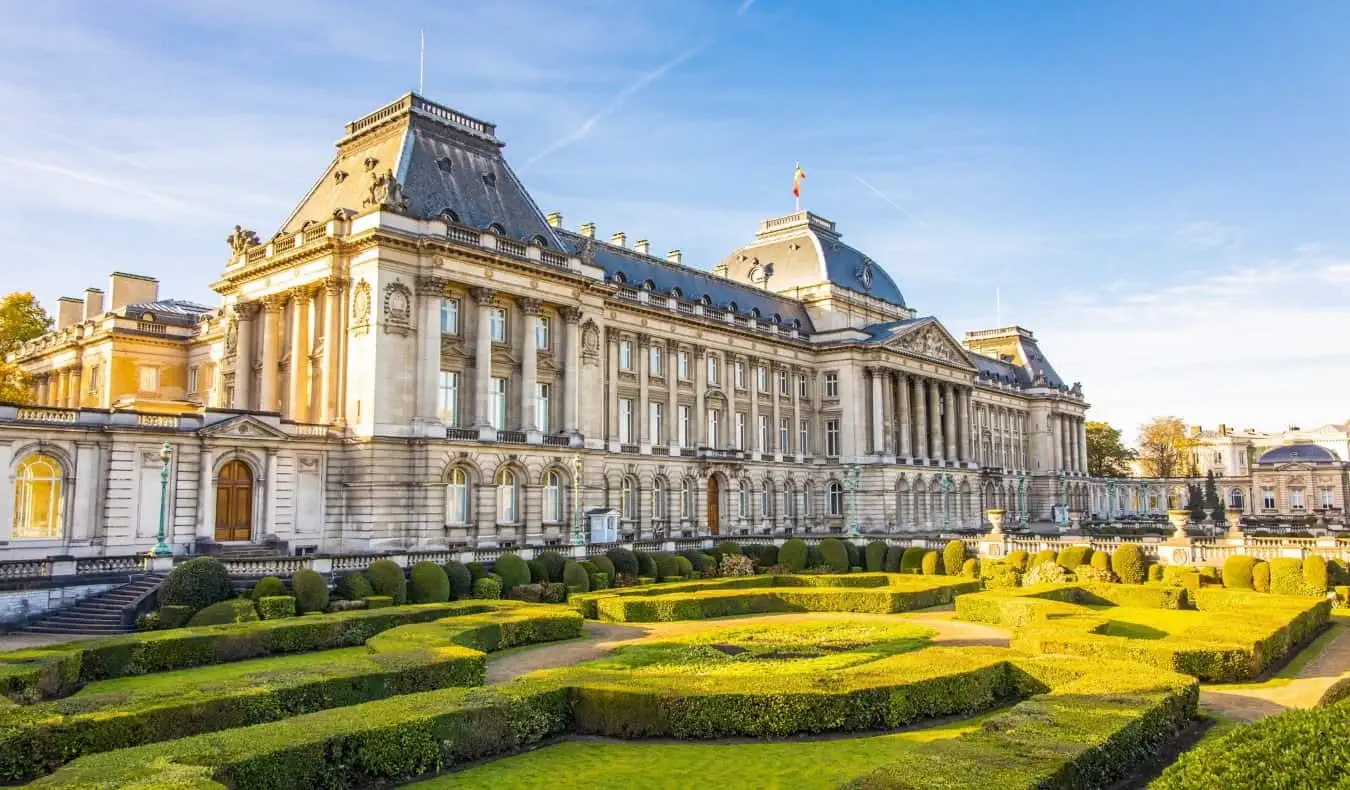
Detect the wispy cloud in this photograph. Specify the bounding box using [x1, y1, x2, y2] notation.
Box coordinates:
[853, 174, 926, 227]
[736, 0, 756, 16]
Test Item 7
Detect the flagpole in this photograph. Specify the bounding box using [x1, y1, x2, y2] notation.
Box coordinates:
[418, 30, 425, 94]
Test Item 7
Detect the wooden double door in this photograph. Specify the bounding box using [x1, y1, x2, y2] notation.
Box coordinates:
[214, 460, 254, 542]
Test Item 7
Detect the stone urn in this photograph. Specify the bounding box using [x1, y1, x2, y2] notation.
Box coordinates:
[985, 508, 1007, 535]
[1167, 509, 1191, 541]
[1068, 510, 1084, 530]
[1224, 510, 1244, 537]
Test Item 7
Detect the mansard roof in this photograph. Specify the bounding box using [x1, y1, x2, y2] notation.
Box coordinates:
[118, 299, 213, 327]
[1257, 443, 1341, 465]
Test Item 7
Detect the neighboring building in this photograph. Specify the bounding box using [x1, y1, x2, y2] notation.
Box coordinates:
[0, 93, 1093, 559]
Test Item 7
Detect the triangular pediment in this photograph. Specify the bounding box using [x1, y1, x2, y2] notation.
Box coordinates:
[199, 414, 290, 440]
[882, 319, 977, 370]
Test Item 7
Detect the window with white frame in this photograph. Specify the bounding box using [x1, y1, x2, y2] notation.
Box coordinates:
[440, 299, 460, 334]
[1262, 488, 1276, 510]
[13, 454, 63, 539]
[708, 408, 721, 448]
[827, 481, 843, 516]
[438, 371, 460, 425]
[653, 478, 667, 520]
[543, 471, 562, 522]
[1291, 488, 1305, 510]
[535, 316, 550, 350]
[187, 365, 199, 394]
[88, 363, 101, 395]
[621, 477, 637, 520]
[489, 377, 507, 430]
[446, 468, 469, 525]
[680, 478, 694, 518]
[779, 417, 790, 452]
[734, 361, 745, 389]
[778, 369, 788, 395]
[1229, 488, 1244, 510]
[496, 468, 518, 522]
[488, 307, 506, 342]
[649, 402, 663, 443]
[736, 413, 746, 450]
[756, 366, 767, 393]
[758, 414, 769, 451]
[618, 398, 633, 443]
[824, 372, 839, 398]
[760, 480, 771, 517]
[138, 366, 159, 393]
[678, 405, 691, 446]
[1322, 487, 1335, 509]
[826, 419, 840, 457]
[799, 420, 810, 455]
[536, 383, 551, 432]
[798, 374, 809, 399]
[619, 340, 633, 371]
[649, 345, 663, 375]
[677, 350, 690, 380]
[739, 481, 750, 517]
[707, 354, 720, 385]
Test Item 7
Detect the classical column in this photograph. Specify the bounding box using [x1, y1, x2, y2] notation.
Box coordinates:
[694, 345, 708, 446]
[1079, 418, 1089, 474]
[667, 342, 679, 450]
[895, 372, 911, 459]
[519, 298, 540, 433]
[749, 356, 761, 457]
[958, 387, 971, 463]
[287, 287, 311, 421]
[912, 375, 927, 462]
[638, 334, 650, 447]
[726, 355, 738, 448]
[259, 295, 284, 413]
[561, 307, 581, 435]
[869, 368, 885, 455]
[1052, 414, 1065, 472]
[606, 328, 619, 442]
[415, 276, 447, 424]
[770, 363, 782, 457]
[320, 278, 342, 423]
[68, 368, 81, 407]
[810, 371, 822, 458]
[233, 302, 258, 411]
[470, 287, 496, 429]
[927, 379, 943, 462]
[943, 382, 957, 462]
[790, 365, 802, 458]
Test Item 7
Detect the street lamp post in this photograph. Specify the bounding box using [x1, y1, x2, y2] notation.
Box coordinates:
[844, 464, 861, 538]
[570, 453, 585, 547]
[151, 441, 173, 557]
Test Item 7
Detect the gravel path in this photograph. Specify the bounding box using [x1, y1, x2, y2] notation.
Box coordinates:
[0, 631, 86, 651]
[1199, 623, 1350, 723]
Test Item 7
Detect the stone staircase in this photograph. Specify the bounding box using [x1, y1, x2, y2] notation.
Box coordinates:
[21, 575, 163, 636]
[217, 543, 287, 561]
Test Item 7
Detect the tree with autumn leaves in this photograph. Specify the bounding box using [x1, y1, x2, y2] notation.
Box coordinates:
[1137, 416, 1197, 479]
[0, 292, 54, 404]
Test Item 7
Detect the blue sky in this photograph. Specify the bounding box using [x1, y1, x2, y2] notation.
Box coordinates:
[3, 0, 1350, 442]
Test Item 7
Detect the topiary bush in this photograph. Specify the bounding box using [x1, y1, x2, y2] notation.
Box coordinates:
[1253, 560, 1271, 593]
[158, 605, 193, 629]
[256, 596, 296, 620]
[605, 548, 639, 577]
[250, 576, 287, 602]
[1270, 557, 1305, 596]
[592, 555, 618, 583]
[780, 538, 808, 572]
[493, 553, 531, 594]
[366, 559, 408, 605]
[158, 557, 232, 611]
[678, 550, 708, 572]
[981, 561, 1022, 589]
[633, 549, 657, 578]
[818, 538, 850, 573]
[806, 546, 824, 570]
[751, 544, 779, 568]
[527, 559, 548, 583]
[1074, 565, 1115, 584]
[334, 572, 372, 601]
[844, 541, 861, 571]
[591, 572, 610, 591]
[1023, 561, 1070, 586]
[291, 569, 330, 614]
[409, 562, 450, 603]
[900, 547, 926, 574]
[1006, 550, 1029, 573]
[865, 541, 888, 572]
[883, 544, 904, 572]
[920, 550, 941, 576]
[1148, 564, 1165, 583]
[674, 555, 694, 578]
[654, 553, 680, 582]
[1223, 555, 1258, 590]
[363, 596, 393, 609]
[563, 561, 590, 593]
[537, 550, 567, 583]
[1056, 546, 1092, 570]
[1032, 549, 1057, 568]
[1111, 544, 1145, 585]
[472, 577, 502, 600]
[444, 562, 472, 599]
[466, 562, 487, 581]
[1090, 551, 1111, 574]
[187, 599, 259, 627]
[711, 541, 742, 560]
[1304, 554, 1329, 596]
[943, 540, 965, 576]
[962, 558, 978, 578]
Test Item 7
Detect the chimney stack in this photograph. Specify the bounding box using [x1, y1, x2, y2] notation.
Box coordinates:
[610, 231, 627, 248]
[634, 239, 649, 255]
[108, 272, 159, 311]
[545, 211, 563, 228]
[580, 222, 596, 238]
[56, 297, 83, 330]
[1218, 423, 1228, 436]
[712, 263, 729, 278]
[666, 249, 682, 264]
[83, 288, 104, 321]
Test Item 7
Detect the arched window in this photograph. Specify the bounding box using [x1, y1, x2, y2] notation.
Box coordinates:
[621, 476, 637, 520]
[739, 480, 751, 518]
[700, 295, 712, 306]
[670, 287, 683, 299]
[1229, 488, 1244, 510]
[653, 478, 667, 520]
[543, 471, 562, 523]
[487, 222, 506, 236]
[760, 480, 771, 517]
[440, 208, 460, 225]
[727, 301, 739, 314]
[680, 478, 694, 519]
[13, 454, 63, 539]
[642, 279, 656, 291]
[496, 468, 518, 523]
[785, 482, 797, 519]
[530, 234, 549, 248]
[612, 272, 626, 285]
[446, 468, 470, 525]
[827, 481, 844, 517]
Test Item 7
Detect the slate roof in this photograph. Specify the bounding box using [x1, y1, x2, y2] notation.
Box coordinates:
[971, 353, 1032, 387]
[119, 300, 213, 327]
[1256, 444, 1341, 465]
[817, 236, 906, 306]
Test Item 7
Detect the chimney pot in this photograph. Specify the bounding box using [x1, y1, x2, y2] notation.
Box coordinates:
[610, 232, 626, 248]
[579, 222, 596, 238]
[666, 249, 682, 264]
[545, 211, 563, 228]
[83, 288, 104, 322]
[634, 239, 649, 255]
[712, 263, 729, 278]
[108, 272, 159, 312]
[56, 297, 83, 331]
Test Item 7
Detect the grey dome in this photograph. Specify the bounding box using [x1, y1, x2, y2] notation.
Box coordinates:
[1256, 444, 1340, 465]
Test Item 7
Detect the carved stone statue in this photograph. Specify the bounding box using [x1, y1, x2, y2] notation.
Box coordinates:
[226, 225, 259, 255]
[364, 169, 410, 212]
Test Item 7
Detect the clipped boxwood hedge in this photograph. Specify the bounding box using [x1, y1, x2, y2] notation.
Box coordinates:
[256, 595, 295, 620]
[779, 539, 808, 571]
[899, 547, 926, 573]
[818, 538, 849, 573]
[249, 576, 287, 601]
[290, 569, 329, 614]
[187, 599, 259, 627]
[409, 561, 450, 604]
[157, 557, 232, 611]
[366, 559, 407, 605]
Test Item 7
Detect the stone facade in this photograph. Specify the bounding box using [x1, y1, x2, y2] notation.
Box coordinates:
[2, 93, 1093, 559]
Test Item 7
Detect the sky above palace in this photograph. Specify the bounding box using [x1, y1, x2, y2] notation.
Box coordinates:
[2, 1, 1349, 444]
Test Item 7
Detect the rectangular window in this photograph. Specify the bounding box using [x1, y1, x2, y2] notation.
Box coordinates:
[438, 371, 460, 425]
[799, 420, 810, 454]
[735, 361, 745, 389]
[138, 366, 159, 393]
[88, 363, 101, 395]
[488, 307, 506, 342]
[779, 417, 790, 452]
[1291, 488, 1305, 510]
[758, 414, 769, 451]
[826, 419, 840, 457]
[618, 398, 633, 443]
[649, 345, 663, 375]
[824, 372, 839, 398]
[798, 374, 808, 399]
[757, 366, 767, 394]
[1322, 487, 1335, 509]
[536, 383, 550, 432]
[489, 377, 507, 430]
[1263, 488, 1276, 510]
[778, 370, 788, 395]
[678, 405, 691, 446]
[708, 409, 721, 447]
[187, 365, 199, 394]
[619, 340, 633, 371]
[736, 413, 746, 450]
[535, 316, 550, 350]
[678, 351, 690, 380]
[707, 355, 719, 386]
[440, 299, 459, 334]
[649, 402, 663, 443]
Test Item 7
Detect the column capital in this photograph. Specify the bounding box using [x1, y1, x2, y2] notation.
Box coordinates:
[234, 301, 261, 320]
[560, 305, 583, 323]
[417, 275, 450, 296]
[604, 326, 621, 343]
[518, 297, 542, 316]
[262, 294, 287, 313]
[636, 333, 650, 350]
[323, 275, 348, 294]
[289, 284, 317, 302]
[469, 286, 496, 305]
[692, 344, 707, 360]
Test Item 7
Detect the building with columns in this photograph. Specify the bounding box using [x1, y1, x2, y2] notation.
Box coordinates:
[1, 93, 1092, 559]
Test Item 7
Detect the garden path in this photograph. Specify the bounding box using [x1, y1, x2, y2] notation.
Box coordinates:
[485, 610, 1009, 684]
[1199, 619, 1350, 722]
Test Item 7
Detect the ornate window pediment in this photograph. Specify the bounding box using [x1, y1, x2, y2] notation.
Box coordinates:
[884, 320, 975, 369]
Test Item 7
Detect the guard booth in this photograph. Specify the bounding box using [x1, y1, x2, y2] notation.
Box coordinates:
[587, 508, 621, 544]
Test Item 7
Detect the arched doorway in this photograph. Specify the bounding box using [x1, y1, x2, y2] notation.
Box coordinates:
[215, 460, 254, 542]
[707, 474, 721, 535]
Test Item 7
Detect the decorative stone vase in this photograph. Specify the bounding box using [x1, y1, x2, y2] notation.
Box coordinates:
[1224, 510, 1244, 537]
[1167, 509, 1191, 541]
[985, 508, 1007, 535]
[1068, 510, 1084, 530]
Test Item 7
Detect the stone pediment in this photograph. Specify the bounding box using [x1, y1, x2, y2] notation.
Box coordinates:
[199, 415, 290, 441]
[883, 319, 976, 370]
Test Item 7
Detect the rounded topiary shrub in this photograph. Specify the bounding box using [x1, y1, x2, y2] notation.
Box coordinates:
[1056, 546, 1092, 570]
[1147, 564, 1165, 583]
[409, 561, 450, 603]
[527, 559, 548, 583]
[780, 538, 809, 572]
[563, 560, 590, 592]
[1006, 550, 1029, 573]
[591, 555, 617, 583]
[1032, 549, 1057, 568]
[883, 544, 904, 572]
[1090, 551, 1112, 573]
[674, 555, 694, 577]
[1111, 544, 1145, 585]
[1023, 561, 1070, 586]
[942, 540, 965, 576]
[466, 562, 487, 581]
[920, 550, 941, 576]
[187, 599, 259, 627]
[494, 553, 531, 593]
[900, 546, 926, 574]
[291, 569, 330, 614]
[865, 541, 888, 572]
[1270, 557, 1305, 596]
[472, 577, 502, 600]
[366, 559, 408, 605]
[250, 576, 287, 601]
[633, 549, 657, 578]
[537, 550, 567, 583]
[844, 541, 861, 570]
[1304, 554, 1330, 595]
[1253, 560, 1271, 593]
[753, 544, 779, 568]
[445, 561, 473, 599]
[654, 553, 680, 581]
[818, 538, 850, 573]
[678, 549, 708, 572]
[158, 557, 233, 611]
[806, 546, 824, 569]
[1223, 555, 1258, 590]
[334, 571, 372, 601]
[711, 541, 742, 562]
[962, 557, 978, 578]
[605, 547, 639, 577]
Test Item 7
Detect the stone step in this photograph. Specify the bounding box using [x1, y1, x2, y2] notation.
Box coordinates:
[25, 624, 131, 635]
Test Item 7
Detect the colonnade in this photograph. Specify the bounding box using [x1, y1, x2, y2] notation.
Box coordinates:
[868, 368, 974, 464]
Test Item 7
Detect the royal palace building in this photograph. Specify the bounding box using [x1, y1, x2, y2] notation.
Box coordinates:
[0, 94, 1093, 559]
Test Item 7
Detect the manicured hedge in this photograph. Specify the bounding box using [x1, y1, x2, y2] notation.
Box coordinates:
[537, 550, 567, 583]
[562, 561, 589, 593]
[188, 599, 259, 626]
[473, 578, 503, 599]
[590, 555, 617, 585]
[290, 569, 329, 614]
[249, 576, 287, 601]
[494, 553, 532, 593]
[366, 559, 408, 605]
[865, 541, 888, 572]
[1253, 559, 1271, 592]
[899, 547, 926, 573]
[605, 547, 639, 577]
[334, 571, 372, 601]
[445, 561, 472, 599]
[883, 544, 904, 572]
[653, 553, 680, 582]
[1223, 555, 1257, 589]
[920, 550, 940, 575]
[1269, 557, 1304, 596]
[1006, 549, 1028, 572]
[1056, 546, 1092, 570]
[409, 562, 450, 603]
[1303, 554, 1329, 595]
[158, 557, 232, 611]
[633, 549, 657, 578]
[256, 596, 295, 620]
[943, 540, 965, 576]
[818, 538, 849, 573]
[779, 539, 808, 571]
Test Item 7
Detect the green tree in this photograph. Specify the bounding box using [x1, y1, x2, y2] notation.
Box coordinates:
[1205, 470, 1226, 523]
[1188, 482, 1206, 521]
[1085, 421, 1136, 477]
[0, 292, 53, 404]
[1138, 417, 1193, 479]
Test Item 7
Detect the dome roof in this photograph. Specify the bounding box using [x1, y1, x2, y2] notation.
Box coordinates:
[1256, 444, 1341, 465]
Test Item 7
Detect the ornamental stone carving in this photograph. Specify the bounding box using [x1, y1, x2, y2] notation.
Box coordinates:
[469, 287, 496, 305]
[350, 279, 372, 334]
[416, 275, 449, 296]
[560, 306, 583, 324]
[897, 325, 957, 363]
[226, 225, 259, 255]
[363, 168, 409, 212]
[580, 319, 600, 360]
[518, 297, 542, 316]
[383, 281, 413, 335]
[224, 318, 238, 355]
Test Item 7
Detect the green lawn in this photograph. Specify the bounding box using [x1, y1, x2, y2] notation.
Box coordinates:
[409, 711, 999, 790]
